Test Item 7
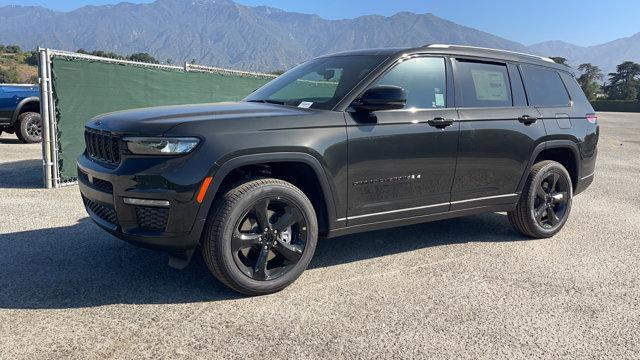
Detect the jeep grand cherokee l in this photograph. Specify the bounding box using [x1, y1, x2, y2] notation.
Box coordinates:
[78, 45, 599, 295]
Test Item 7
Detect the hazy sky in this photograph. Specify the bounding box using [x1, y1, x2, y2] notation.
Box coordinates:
[1, 0, 638, 46]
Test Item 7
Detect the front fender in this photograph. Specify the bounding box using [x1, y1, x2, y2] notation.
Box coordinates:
[194, 151, 339, 234]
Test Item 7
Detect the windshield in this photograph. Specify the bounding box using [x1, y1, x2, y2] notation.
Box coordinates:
[244, 55, 388, 110]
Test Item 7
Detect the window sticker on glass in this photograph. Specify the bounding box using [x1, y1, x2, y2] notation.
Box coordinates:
[471, 69, 508, 101]
[298, 101, 314, 109]
[434, 93, 445, 107]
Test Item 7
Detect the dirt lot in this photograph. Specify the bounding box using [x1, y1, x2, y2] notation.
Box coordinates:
[0, 112, 639, 359]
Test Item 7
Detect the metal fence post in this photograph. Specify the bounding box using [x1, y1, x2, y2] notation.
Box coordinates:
[38, 48, 53, 189]
[44, 49, 60, 188]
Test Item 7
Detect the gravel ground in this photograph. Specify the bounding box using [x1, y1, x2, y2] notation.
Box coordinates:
[0, 112, 638, 359]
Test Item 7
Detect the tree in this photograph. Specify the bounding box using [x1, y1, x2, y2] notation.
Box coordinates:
[165, 58, 172, 65]
[127, 52, 159, 64]
[190, 58, 197, 65]
[550, 57, 570, 67]
[76, 49, 125, 60]
[577, 63, 603, 101]
[4, 45, 21, 54]
[24, 51, 39, 66]
[92, 50, 125, 60]
[605, 61, 640, 100]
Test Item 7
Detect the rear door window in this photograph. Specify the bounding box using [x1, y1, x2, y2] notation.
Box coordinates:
[455, 60, 512, 108]
[521, 65, 571, 107]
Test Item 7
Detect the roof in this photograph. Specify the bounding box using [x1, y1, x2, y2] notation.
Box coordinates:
[324, 44, 570, 72]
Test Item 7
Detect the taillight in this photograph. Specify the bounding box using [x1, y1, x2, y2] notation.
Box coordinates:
[586, 113, 597, 124]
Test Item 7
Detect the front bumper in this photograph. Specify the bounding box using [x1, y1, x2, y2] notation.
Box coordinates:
[77, 153, 210, 252]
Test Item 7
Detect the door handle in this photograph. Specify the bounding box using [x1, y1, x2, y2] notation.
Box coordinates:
[427, 117, 454, 128]
[518, 115, 538, 125]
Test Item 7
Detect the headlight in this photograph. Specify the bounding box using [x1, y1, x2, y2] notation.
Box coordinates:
[123, 137, 200, 155]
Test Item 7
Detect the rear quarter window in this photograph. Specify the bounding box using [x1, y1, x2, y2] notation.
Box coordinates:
[521, 65, 571, 107]
[559, 72, 590, 104]
[455, 60, 512, 108]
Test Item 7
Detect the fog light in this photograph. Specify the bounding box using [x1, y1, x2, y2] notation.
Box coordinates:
[123, 198, 170, 207]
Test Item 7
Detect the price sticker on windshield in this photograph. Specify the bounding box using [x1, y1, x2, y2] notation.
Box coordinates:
[298, 101, 313, 109]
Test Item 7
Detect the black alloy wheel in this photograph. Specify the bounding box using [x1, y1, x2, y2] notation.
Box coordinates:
[202, 178, 318, 295]
[533, 172, 570, 229]
[232, 197, 309, 281]
[508, 160, 573, 238]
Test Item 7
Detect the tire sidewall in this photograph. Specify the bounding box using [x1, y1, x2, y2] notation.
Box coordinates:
[215, 182, 318, 293]
[527, 162, 573, 237]
[18, 112, 42, 143]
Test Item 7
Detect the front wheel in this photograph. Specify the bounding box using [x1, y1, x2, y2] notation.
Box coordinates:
[508, 160, 573, 238]
[202, 178, 318, 295]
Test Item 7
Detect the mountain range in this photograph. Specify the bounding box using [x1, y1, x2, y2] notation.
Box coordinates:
[0, 0, 638, 75]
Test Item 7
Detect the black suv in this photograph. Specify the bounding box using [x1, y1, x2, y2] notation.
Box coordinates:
[78, 45, 599, 295]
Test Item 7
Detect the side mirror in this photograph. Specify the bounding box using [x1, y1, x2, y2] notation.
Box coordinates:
[351, 85, 406, 112]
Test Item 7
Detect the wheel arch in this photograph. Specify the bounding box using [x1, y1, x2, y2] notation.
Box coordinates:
[199, 152, 339, 236]
[518, 140, 580, 193]
[11, 96, 40, 125]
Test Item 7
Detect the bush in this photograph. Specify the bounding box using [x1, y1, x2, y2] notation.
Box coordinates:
[4, 45, 22, 54]
[24, 51, 39, 66]
[0, 66, 20, 83]
[591, 100, 640, 112]
[127, 52, 159, 64]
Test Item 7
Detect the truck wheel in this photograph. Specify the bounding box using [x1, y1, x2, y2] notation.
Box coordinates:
[508, 160, 573, 238]
[16, 112, 43, 143]
[202, 178, 318, 295]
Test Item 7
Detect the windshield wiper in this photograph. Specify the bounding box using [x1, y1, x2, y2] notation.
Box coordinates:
[246, 99, 286, 105]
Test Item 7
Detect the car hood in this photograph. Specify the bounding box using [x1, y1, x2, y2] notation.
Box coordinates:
[85, 102, 312, 135]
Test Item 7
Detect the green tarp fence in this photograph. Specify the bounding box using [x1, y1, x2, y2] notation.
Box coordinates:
[51, 57, 273, 182]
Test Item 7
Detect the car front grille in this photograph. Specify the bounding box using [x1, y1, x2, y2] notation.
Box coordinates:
[84, 129, 121, 165]
[92, 178, 114, 194]
[82, 195, 118, 225]
[135, 206, 169, 231]
[78, 170, 113, 194]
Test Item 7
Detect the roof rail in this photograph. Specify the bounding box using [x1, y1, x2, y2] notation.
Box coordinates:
[425, 44, 555, 63]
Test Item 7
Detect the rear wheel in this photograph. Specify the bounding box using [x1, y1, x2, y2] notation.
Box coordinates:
[508, 160, 573, 238]
[15, 112, 42, 143]
[202, 178, 318, 295]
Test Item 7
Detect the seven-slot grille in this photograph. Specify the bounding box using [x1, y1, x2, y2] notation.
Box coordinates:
[84, 129, 121, 165]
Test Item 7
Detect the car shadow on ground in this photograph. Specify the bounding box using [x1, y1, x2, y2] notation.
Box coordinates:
[0, 159, 42, 189]
[0, 213, 527, 310]
[0, 137, 22, 145]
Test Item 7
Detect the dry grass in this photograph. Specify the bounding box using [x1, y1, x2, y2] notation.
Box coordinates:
[0, 53, 37, 83]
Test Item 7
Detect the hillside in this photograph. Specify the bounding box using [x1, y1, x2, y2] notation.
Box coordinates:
[0, 0, 529, 72]
[529, 33, 640, 74]
[0, 49, 38, 83]
[1, 0, 638, 74]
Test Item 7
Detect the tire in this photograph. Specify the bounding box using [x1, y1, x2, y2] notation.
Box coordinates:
[508, 160, 573, 238]
[15, 112, 42, 143]
[202, 178, 318, 295]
